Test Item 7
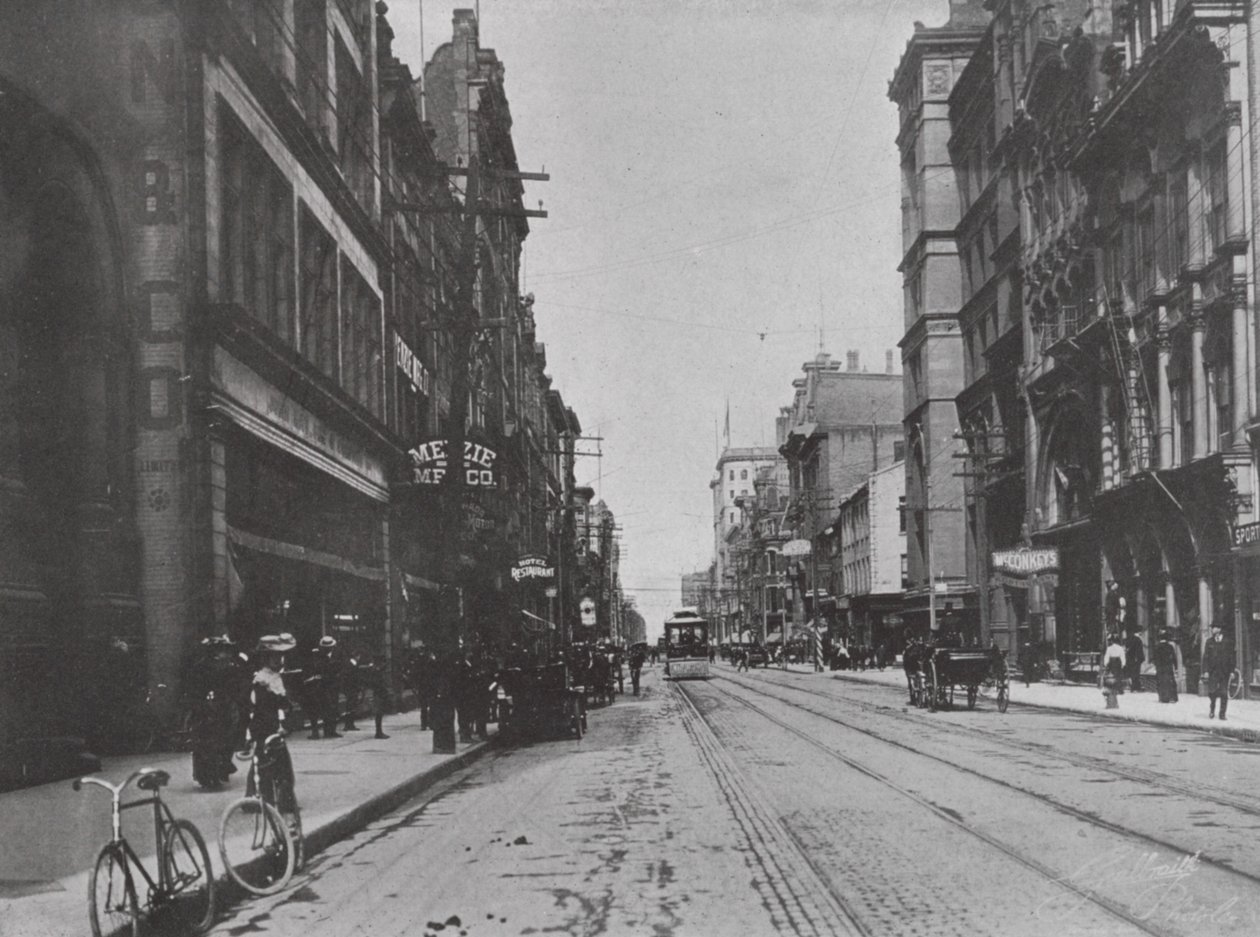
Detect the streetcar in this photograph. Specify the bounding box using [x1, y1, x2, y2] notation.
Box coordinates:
[663, 608, 710, 679]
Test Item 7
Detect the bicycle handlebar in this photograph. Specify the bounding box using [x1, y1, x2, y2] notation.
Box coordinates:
[73, 768, 162, 797]
[235, 732, 286, 761]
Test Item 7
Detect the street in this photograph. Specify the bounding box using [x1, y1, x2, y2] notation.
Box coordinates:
[205, 665, 1260, 937]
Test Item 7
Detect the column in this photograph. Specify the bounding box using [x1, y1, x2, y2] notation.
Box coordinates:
[1199, 567, 1213, 689]
[1232, 274, 1249, 446]
[1100, 386, 1116, 489]
[1191, 308, 1208, 460]
[1156, 322, 1173, 467]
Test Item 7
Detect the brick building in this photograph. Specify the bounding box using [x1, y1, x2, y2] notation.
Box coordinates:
[0, 3, 592, 764]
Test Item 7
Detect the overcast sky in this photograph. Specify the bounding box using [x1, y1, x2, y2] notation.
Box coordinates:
[390, 0, 949, 637]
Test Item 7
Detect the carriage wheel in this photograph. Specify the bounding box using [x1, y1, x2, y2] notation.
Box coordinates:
[927, 662, 939, 713]
[997, 680, 1010, 714]
[947, 684, 955, 709]
[967, 686, 977, 710]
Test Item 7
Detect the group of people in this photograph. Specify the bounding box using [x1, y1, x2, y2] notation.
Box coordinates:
[402, 647, 498, 743]
[184, 632, 392, 788]
[829, 642, 889, 672]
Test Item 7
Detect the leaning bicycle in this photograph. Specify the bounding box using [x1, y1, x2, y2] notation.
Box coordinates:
[75, 767, 215, 937]
[219, 733, 304, 895]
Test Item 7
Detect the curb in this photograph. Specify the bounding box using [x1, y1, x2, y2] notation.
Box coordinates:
[303, 737, 497, 859]
[828, 672, 1260, 744]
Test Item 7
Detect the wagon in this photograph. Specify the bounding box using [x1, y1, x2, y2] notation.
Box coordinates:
[922, 645, 1009, 713]
[497, 663, 586, 740]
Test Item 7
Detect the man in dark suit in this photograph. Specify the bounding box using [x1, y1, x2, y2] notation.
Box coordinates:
[1201, 623, 1234, 720]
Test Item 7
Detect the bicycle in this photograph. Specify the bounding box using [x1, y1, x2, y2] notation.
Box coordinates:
[74, 767, 215, 937]
[219, 733, 304, 895]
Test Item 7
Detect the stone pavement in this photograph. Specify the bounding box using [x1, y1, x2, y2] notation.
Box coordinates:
[0, 711, 494, 937]
[812, 663, 1260, 741]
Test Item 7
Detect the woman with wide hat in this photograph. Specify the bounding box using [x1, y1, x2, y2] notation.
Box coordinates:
[242, 633, 299, 814]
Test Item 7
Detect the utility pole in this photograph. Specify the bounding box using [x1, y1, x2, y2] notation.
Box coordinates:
[927, 458, 937, 635]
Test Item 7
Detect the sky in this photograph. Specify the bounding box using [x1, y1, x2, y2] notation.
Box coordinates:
[390, 0, 950, 638]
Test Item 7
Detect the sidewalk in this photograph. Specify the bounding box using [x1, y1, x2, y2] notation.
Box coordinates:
[807, 663, 1260, 742]
[0, 711, 495, 937]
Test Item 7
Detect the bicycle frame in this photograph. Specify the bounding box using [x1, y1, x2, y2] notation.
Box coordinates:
[77, 770, 194, 898]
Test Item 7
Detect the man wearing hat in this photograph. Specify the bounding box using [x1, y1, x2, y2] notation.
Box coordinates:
[307, 636, 343, 740]
[1202, 622, 1234, 720]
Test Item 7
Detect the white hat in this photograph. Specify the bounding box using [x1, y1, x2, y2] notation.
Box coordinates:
[258, 634, 296, 653]
[319, 635, 338, 648]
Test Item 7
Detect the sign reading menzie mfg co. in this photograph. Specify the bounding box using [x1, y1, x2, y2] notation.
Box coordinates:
[408, 439, 498, 486]
[991, 547, 1059, 576]
[512, 555, 555, 582]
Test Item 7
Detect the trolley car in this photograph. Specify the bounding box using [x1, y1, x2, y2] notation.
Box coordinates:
[664, 608, 711, 679]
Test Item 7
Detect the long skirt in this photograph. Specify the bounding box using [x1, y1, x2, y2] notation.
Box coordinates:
[1156, 668, 1179, 703]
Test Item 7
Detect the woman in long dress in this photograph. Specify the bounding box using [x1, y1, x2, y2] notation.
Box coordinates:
[1153, 630, 1179, 703]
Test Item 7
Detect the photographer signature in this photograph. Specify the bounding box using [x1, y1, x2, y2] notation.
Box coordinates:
[1035, 847, 1244, 926]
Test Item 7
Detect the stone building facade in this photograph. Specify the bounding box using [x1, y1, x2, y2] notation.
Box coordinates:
[896, 0, 1260, 690]
[0, 2, 595, 762]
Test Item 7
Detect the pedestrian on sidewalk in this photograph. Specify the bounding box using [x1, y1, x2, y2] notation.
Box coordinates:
[360, 655, 391, 739]
[1202, 623, 1234, 720]
[736, 647, 749, 672]
[1101, 633, 1125, 709]
[309, 636, 343, 739]
[1154, 630, 1179, 703]
[243, 634, 298, 814]
[1124, 630, 1145, 692]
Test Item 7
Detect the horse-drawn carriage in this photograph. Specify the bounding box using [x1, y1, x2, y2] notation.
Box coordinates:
[909, 643, 1009, 713]
[497, 663, 586, 740]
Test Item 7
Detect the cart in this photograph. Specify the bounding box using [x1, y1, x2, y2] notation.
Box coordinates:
[497, 663, 586, 740]
[922, 646, 1009, 713]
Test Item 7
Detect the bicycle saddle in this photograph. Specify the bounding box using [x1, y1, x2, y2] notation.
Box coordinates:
[136, 769, 171, 791]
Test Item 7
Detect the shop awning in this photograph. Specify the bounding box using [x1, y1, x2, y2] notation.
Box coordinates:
[765, 632, 782, 645]
[520, 609, 556, 632]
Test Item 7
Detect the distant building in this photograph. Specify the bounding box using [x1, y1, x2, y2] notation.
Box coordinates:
[838, 460, 907, 653]
[778, 351, 902, 633]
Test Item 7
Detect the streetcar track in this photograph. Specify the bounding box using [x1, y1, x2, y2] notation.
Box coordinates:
[694, 679, 1184, 937]
[670, 682, 868, 937]
[730, 670, 1260, 824]
[713, 672, 1260, 895]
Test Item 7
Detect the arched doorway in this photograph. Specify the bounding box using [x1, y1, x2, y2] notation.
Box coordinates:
[0, 90, 138, 747]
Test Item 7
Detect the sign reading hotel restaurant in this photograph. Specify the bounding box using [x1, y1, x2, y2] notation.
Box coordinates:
[408, 438, 498, 486]
[991, 547, 1059, 577]
[1234, 521, 1260, 549]
[512, 555, 555, 582]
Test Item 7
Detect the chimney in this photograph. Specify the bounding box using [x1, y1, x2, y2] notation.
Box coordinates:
[847, 350, 859, 372]
[886, 350, 894, 374]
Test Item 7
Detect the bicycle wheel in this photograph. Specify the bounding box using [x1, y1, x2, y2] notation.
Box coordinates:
[282, 807, 305, 873]
[161, 819, 215, 933]
[1229, 669, 1243, 700]
[89, 843, 139, 937]
[219, 798, 295, 896]
[997, 681, 1010, 714]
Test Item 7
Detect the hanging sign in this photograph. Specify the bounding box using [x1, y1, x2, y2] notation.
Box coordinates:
[1233, 521, 1260, 549]
[781, 539, 812, 557]
[408, 438, 499, 486]
[511, 555, 555, 582]
[991, 547, 1059, 577]
[580, 597, 597, 626]
[393, 332, 433, 396]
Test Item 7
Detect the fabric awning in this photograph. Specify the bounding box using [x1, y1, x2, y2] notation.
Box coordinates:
[520, 609, 556, 632]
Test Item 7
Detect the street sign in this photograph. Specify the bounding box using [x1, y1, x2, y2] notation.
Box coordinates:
[781, 539, 812, 557]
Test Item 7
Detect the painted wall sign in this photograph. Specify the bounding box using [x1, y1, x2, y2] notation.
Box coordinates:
[393, 331, 433, 396]
[408, 438, 498, 486]
[511, 555, 555, 582]
[991, 547, 1059, 577]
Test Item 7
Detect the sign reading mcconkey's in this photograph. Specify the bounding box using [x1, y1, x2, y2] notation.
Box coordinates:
[991, 547, 1059, 577]
[511, 555, 555, 582]
[408, 438, 499, 487]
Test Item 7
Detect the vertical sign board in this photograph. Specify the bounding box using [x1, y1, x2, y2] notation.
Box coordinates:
[124, 5, 188, 692]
